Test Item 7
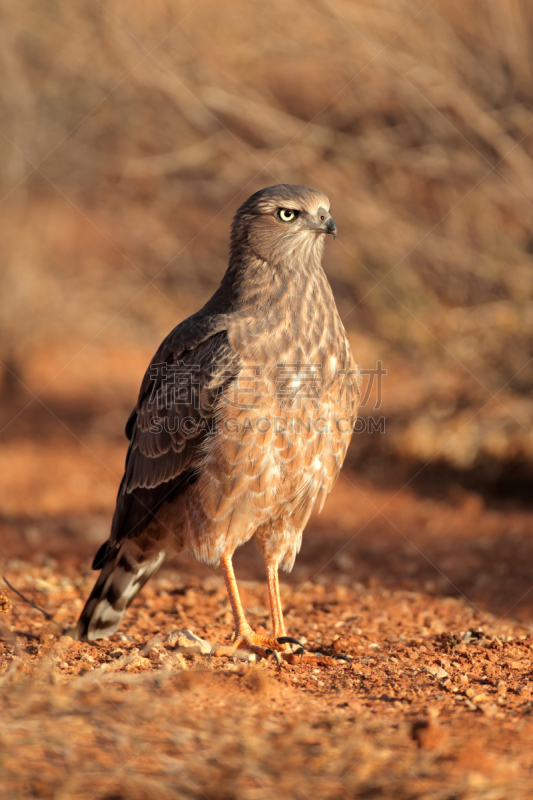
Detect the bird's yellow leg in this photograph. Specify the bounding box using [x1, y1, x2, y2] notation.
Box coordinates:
[266, 563, 287, 639]
[263, 559, 354, 669]
[218, 554, 347, 666]
[219, 553, 291, 656]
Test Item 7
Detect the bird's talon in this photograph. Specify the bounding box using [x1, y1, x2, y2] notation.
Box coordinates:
[265, 648, 282, 669]
[332, 653, 352, 664]
[276, 635, 306, 651]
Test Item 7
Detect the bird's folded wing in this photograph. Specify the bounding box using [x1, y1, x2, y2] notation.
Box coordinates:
[107, 314, 240, 549]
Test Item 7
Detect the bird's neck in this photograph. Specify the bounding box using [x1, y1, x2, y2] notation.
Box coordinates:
[207, 250, 341, 363]
[217, 249, 329, 316]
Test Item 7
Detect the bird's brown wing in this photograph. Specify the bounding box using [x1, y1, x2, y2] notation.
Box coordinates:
[94, 314, 240, 568]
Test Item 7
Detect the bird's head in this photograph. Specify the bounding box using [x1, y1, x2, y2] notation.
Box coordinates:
[231, 184, 337, 266]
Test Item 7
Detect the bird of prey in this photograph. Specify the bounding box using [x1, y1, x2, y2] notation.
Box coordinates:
[75, 184, 359, 662]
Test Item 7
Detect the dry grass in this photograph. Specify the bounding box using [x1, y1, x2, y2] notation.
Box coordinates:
[1, 666, 528, 800]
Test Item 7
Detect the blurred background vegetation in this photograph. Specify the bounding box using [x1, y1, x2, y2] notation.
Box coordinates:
[1, 0, 532, 505]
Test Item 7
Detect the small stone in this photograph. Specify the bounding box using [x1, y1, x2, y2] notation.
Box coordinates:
[233, 651, 259, 663]
[109, 648, 124, 659]
[427, 665, 448, 679]
[125, 654, 152, 671]
[148, 647, 165, 663]
[0, 590, 11, 614]
[164, 629, 212, 655]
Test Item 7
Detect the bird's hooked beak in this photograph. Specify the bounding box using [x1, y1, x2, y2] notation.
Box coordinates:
[323, 216, 337, 240]
[309, 212, 337, 240]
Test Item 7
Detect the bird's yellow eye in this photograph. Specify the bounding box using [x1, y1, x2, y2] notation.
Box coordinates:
[278, 208, 298, 223]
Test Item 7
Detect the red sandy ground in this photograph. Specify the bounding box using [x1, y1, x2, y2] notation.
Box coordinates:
[1, 438, 533, 798]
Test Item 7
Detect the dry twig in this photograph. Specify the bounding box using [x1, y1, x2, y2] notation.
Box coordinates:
[3, 575, 54, 621]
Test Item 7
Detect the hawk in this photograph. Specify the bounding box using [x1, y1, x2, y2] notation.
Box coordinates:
[75, 185, 359, 662]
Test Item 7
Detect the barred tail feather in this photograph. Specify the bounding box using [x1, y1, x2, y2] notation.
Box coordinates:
[74, 541, 166, 642]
